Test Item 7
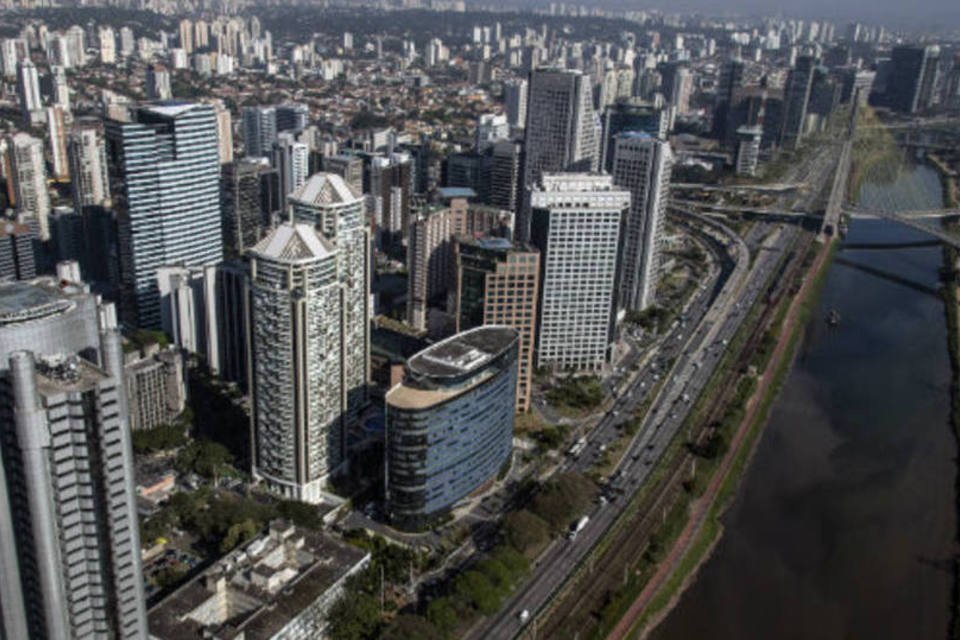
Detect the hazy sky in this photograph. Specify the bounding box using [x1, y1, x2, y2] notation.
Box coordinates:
[600, 0, 960, 32]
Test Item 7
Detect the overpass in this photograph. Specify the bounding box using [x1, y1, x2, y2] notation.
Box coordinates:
[841, 206, 960, 248]
[671, 182, 803, 194]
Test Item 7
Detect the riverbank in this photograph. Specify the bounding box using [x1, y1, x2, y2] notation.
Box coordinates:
[610, 237, 838, 640]
[931, 150, 960, 640]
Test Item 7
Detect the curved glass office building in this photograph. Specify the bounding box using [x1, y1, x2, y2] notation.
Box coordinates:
[386, 326, 518, 530]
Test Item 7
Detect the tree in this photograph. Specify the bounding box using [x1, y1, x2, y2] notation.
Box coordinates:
[276, 500, 322, 529]
[503, 510, 550, 556]
[426, 597, 460, 636]
[454, 571, 501, 615]
[382, 615, 443, 640]
[220, 518, 260, 553]
[131, 423, 187, 454]
[176, 440, 234, 481]
[491, 545, 530, 581]
[327, 591, 382, 640]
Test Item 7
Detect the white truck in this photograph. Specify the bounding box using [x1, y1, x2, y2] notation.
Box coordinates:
[568, 515, 590, 540]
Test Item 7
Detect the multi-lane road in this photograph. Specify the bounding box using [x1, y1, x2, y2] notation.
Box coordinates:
[468, 215, 797, 640]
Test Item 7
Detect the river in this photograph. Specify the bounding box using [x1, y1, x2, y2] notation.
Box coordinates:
[651, 161, 957, 640]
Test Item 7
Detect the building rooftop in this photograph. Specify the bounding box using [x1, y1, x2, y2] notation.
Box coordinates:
[437, 186, 477, 200]
[407, 325, 517, 379]
[149, 520, 369, 640]
[0, 279, 81, 327]
[140, 100, 200, 118]
[250, 223, 334, 262]
[289, 172, 361, 206]
[34, 356, 108, 395]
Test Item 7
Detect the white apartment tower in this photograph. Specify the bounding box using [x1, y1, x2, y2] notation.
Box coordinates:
[519, 68, 599, 242]
[249, 173, 370, 503]
[16, 58, 42, 125]
[611, 133, 673, 311]
[68, 124, 111, 210]
[530, 174, 629, 370]
[98, 26, 116, 64]
[7, 132, 51, 240]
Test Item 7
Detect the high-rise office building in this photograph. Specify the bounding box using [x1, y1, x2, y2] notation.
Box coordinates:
[504, 78, 528, 129]
[68, 123, 111, 211]
[272, 131, 309, 204]
[887, 45, 941, 114]
[519, 68, 600, 242]
[276, 102, 310, 133]
[530, 174, 629, 370]
[454, 236, 539, 412]
[780, 55, 817, 149]
[735, 125, 763, 176]
[600, 98, 668, 172]
[0, 220, 37, 281]
[156, 261, 248, 388]
[322, 153, 364, 194]
[611, 133, 673, 312]
[487, 140, 522, 213]
[242, 105, 277, 158]
[249, 174, 370, 503]
[385, 326, 518, 530]
[106, 101, 223, 328]
[16, 58, 42, 126]
[714, 57, 745, 147]
[0, 275, 148, 640]
[369, 153, 412, 252]
[46, 105, 70, 181]
[221, 158, 267, 256]
[145, 64, 172, 100]
[7, 132, 51, 241]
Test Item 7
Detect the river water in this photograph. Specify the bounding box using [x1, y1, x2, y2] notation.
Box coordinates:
[651, 162, 957, 640]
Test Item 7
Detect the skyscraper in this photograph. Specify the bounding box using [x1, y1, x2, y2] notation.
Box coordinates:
[98, 26, 116, 64]
[46, 105, 70, 181]
[7, 132, 51, 240]
[600, 98, 668, 172]
[242, 105, 277, 158]
[68, 122, 111, 211]
[519, 68, 600, 242]
[48, 64, 70, 112]
[0, 275, 148, 640]
[249, 173, 370, 503]
[530, 174, 629, 370]
[887, 45, 941, 114]
[611, 133, 673, 312]
[504, 78, 528, 129]
[16, 58, 42, 126]
[780, 55, 817, 149]
[272, 131, 309, 204]
[145, 64, 172, 100]
[221, 157, 267, 255]
[106, 101, 223, 328]
[454, 236, 540, 412]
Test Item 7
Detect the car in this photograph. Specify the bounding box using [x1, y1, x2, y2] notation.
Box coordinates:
[519, 610, 531, 624]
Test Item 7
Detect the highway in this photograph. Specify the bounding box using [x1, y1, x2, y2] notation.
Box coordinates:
[468, 217, 797, 640]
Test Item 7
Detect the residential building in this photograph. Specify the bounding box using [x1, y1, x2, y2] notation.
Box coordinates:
[530, 174, 629, 370]
[68, 122, 111, 211]
[7, 132, 51, 241]
[16, 58, 42, 126]
[249, 173, 369, 502]
[385, 326, 518, 530]
[145, 64, 172, 100]
[222, 158, 268, 256]
[46, 105, 69, 181]
[272, 132, 309, 205]
[504, 78, 528, 129]
[106, 101, 223, 328]
[322, 153, 364, 194]
[123, 343, 186, 431]
[453, 236, 539, 412]
[0, 275, 148, 640]
[611, 133, 673, 312]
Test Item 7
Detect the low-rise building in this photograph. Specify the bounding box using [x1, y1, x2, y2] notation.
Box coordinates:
[148, 520, 370, 640]
[124, 343, 186, 431]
